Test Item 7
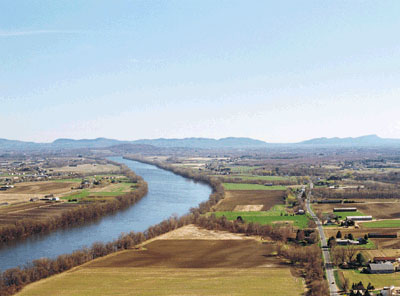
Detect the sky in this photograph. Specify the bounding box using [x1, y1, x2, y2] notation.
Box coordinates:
[1, 0, 400, 143]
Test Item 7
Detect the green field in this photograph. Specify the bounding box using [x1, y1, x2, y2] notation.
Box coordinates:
[342, 269, 400, 288]
[222, 183, 287, 191]
[362, 219, 400, 228]
[328, 211, 366, 220]
[227, 174, 292, 181]
[214, 205, 310, 229]
[17, 267, 304, 296]
[61, 183, 136, 201]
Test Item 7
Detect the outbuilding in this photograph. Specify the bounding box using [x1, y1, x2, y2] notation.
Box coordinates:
[346, 216, 372, 222]
[368, 263, 395, 274]
[333, 207, 357, 212]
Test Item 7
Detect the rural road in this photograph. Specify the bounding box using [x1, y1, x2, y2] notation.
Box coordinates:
[305, 183, 339, 296]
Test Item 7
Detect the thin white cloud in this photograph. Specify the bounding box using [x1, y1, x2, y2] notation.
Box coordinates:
[0, 30, 84, 37]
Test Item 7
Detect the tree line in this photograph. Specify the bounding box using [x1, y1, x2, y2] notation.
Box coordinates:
[313, 187, 400, 199]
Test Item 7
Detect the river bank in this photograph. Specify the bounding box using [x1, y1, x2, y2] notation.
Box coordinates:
[0, 157, 214, 295]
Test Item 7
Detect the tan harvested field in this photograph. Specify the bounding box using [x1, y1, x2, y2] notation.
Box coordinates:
[362, 249, 400, 261]
[0, 181, 77, 204]
[50, 163, 120, 174]
[234, 204, 264, 211]
[17, 226, 304, 296]
[18, 267, 303, 296]
[2, 181, 76, 194]
[153, 224, 255, 240]
[0, 202, 78, 226]
[214, 190, 285, 211]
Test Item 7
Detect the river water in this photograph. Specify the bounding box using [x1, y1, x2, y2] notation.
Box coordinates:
[0, 157, 211, 271]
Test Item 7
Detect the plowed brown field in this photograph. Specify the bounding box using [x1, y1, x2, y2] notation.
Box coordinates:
[214, 190, 285, 211]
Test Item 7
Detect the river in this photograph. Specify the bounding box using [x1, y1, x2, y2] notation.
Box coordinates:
[0, 157, 212, 271]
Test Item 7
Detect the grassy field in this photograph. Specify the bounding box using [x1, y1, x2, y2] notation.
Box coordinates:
[61, 182, 136, 201]
[333, 211, 366, 220]
[223, 183, 287, 191]
[221, 174, 293, 181]
[362, 220, 400, 228]
[214, 205, 310, 229]
[17, 267, 304, 296]
[342, 269, 400, 288]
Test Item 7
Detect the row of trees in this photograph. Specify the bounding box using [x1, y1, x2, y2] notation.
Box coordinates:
[0, 165, 148, 245]
[313, 187, 400, 199]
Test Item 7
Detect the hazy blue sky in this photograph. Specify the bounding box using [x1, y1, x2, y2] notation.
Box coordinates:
[1, 1, 400, 143]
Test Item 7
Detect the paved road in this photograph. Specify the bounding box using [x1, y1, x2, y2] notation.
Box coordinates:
[305, 183, 339, 296]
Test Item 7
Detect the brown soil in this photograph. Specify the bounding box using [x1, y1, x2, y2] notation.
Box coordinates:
[214, 190, 285, 211]
[87, 239, 281, 269]
[0, 202, 78, 226]
[313, 201, 400, 219]
[2, 181, 76, 194]
[356, 203, 400, 219]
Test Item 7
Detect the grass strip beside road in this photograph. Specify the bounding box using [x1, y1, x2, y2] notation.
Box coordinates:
[362, 219, 400, 228]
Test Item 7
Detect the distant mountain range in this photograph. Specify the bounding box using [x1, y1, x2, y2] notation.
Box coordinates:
[1, 135, 400, 151]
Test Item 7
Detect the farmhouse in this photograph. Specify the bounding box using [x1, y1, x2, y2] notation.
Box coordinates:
[333, 207, 357, 212]
[367, 263, 395, 274]
[368, 233, 397, 239]
[346, 216, 372, 222]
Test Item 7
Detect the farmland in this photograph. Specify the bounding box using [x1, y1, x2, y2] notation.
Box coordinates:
[341, 269, 400, 289]
[49, 163, 120, 174]
[313, 201, 400, 220]
[0, 180, 78, 204]
[214, 205, 310, 229]
[362, 219, 400, 228]
[214, 190, 285, 211]
[18, 267, 302, 296]
[0, 176, 138, 228]
[17, 226, 305, 296]
[222, 183, 287, 191]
